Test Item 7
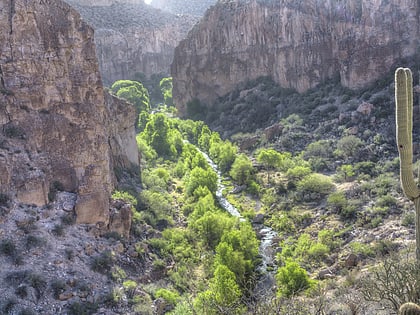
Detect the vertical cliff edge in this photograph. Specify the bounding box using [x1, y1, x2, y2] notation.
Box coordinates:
[0, 0, 139, 225]
[172, 0, 420, 114]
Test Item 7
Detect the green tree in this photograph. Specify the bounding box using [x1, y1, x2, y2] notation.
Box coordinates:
[276, 260, 314, 297]
[256, 149, 282, 182]
[192, 212, 235, 249]
[159, 77, 173, 106]
[185, 167, 218, 197]
[195, 265, 243, 314]
[229, 154, 254, 185]
[143, 113, 178, 158]
[336, 164, 355, 182]
[334, 135, 364, 160]
[111, 80, 150, 113]
[217, 141, 237, 173]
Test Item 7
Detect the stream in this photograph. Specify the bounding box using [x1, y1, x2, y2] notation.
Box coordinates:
[197, 147, 278, 296]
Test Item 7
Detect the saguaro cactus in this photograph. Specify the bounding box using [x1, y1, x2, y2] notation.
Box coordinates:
[395, 67, 420, 260]
[399, 302, 420, 315]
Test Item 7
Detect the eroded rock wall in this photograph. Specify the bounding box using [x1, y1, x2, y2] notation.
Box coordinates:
[172, 0, 420, 113]
[65, 0, 197, 85]
[0, 0, 138, 225]
[150, 0, 217, 16]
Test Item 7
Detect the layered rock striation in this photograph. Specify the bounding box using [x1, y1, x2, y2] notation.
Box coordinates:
[65, 0, 197, 85]
[0, 0, 138, 225]
[150, 0, 217, 16]
[172, 0, 420, 113]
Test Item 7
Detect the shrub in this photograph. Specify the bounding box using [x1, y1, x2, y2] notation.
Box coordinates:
[18, 308, 36, 315]
[123, 280, 137, 299]
[28, 273, 47, 299]
[376, 194, 398, 208]
[67, 301, 98, 315]
[340, 199, 361, 220]
[327, 191, 347, 212]
[334, 135, 364, 160]
[0, 298, 17, 314]
[402, 212, 415, 227]
[0, 238, 17, 256]
[4, 124, 25, 139]
[297, 174, 334, 195]
[286, 166, 312, 182]
[155, 288, 180, 306]
[51, 279, 67, 299]
[276, 260, 315, 297]
[0, 193, 9, 206]
[51, 224, 65, 237]
[91, 251, 114, 275]
[25, 235, 45, 250]
[350, 242, 374, 258]
[318, 229, 340, 251]
[360, 253, 420, 311]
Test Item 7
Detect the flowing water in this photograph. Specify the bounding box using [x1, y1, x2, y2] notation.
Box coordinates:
[197, 147, 278, 295]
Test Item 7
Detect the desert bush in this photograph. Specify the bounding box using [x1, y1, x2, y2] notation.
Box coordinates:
[91, 251, 114, 275]
[349, 242, 374, 258]
[0, 238, 17, 256]
[276, 260, 315, 297]
[25, 235, 45, 250]
[327, 191, 347, 212]
[360, 253, 420, 311]
[334, 135, 364, 160]
[402, 212, 415, 227]
[51, 224, 65, 237]
[0, 193, 9, 206]
[0, 298, 17, 314]
[155, 288, 180, 306]
[67, 301, 98, 315]
[296, 174, 334, 196]
[51, 279, 66, 299]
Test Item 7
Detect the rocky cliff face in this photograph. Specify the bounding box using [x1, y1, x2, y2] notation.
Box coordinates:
[65, 0, 197, 85]
[172, 0, 420, 113]
[150, 0, 217, 16]
[0, 0, 138, 225]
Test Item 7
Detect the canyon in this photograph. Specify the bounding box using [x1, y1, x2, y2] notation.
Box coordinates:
[0, 0, 138, 225]
[65, 0, 199, 85]
[172, 0, 420, 113]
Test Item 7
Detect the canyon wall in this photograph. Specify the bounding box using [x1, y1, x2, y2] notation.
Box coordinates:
[172, 0, 420, 113]
[65, 0, 197, 85]
[0, 0, 138, 224]
[150, 0, 217, 16]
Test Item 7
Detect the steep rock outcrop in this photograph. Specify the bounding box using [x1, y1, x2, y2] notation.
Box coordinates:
[150, 0, 217, 16]
[172, 0, 420, 113]
[0, 0, 138, 224]
[65, 0, 197, 85]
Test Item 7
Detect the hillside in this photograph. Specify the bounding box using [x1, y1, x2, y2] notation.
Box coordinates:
[172, 0, 420, 114]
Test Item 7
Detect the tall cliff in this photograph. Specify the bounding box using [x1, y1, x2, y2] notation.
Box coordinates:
[0, 0, 138, 224]
[65, 0, 197, 85]
[150, 0, 217, 16]
[172, 0, 420, 113]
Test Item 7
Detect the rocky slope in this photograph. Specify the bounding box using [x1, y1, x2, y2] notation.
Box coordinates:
[172, 0, 420, 113]
[150, 0, 217, 16]
[0, 0, 138, 225]
[65, 0, 197, 85]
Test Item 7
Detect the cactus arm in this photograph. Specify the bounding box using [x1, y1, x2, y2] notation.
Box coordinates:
[395, 68, 420, 200]
[399, 302, 420, 315]
[395, 67, 420, 260]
